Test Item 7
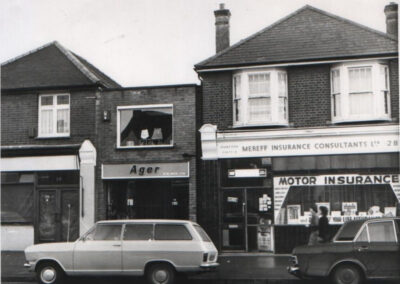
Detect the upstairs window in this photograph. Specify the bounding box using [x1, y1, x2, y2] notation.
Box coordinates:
[331, 61, 391, 123]
[38, 94, 70, 137]
[117, 104, 173, 148]
[233, 69, 288, 127]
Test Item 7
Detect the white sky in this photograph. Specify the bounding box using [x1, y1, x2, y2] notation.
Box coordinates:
[0, 0, 393, 87]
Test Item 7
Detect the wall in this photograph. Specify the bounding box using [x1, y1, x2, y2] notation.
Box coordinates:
[1, 225, 34, 251]
[1, 89, 97, 146]
[96, 86, 199, 221]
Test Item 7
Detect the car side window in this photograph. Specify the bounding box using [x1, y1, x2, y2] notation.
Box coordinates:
[124, 224, 153, 241]
[367, 221, 396, 242]
[355, 226, 368, 242]
[94, 224, 122, 241]
[154, 224, 192, 241]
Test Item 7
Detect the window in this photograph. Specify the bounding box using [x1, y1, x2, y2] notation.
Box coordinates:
[194, 225, 212, 242]
[335, 220, 364, 241]
[93, 224, 122, 240]
[368, 221, 396, 242]
[330, 61, 391, 123]
[232, 69, 288, 127]
[124, 224, 153, 240]
[1, 184, 34, 223]
[117, 104, 173, 148]
[154, 224, 192, 240]
[355, 226, 369, 242]
[38, 94, 70, 137]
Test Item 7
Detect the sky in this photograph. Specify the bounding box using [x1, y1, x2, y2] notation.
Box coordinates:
[0, 0, 393, 87]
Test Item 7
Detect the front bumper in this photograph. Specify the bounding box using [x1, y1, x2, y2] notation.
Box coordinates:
[287, 265, 301, 278]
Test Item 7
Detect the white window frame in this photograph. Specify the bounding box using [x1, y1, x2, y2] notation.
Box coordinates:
[232, 68, 288, 127]
[331, 60, 391, 123]
[38, 93, 70, 138]
[116, 104, 174, 149]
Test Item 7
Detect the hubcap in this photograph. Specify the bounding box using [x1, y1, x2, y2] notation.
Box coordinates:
[154, 269, 168, 283]
[340, 268, 355, 284]
[41, 267, 56, 283]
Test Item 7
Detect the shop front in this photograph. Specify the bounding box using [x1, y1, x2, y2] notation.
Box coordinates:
[199, 124, 400, 253]
[102, 162, 190, 220]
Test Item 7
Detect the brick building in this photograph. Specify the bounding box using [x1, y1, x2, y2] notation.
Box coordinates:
[196, 4, 399, 253]
[96, 85, 200, 223]
[1, 41, 120, 250]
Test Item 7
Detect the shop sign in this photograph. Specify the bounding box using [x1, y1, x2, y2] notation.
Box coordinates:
[273, 174, 400, 224]
[102, 162, 189, 179]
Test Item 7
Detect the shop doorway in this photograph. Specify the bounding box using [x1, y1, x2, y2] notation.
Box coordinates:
[107, 180, 189, 220]
[222, 188, 274, 252]
[37, 188, 79, 243]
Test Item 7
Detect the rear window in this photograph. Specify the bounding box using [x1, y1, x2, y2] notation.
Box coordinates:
[194, 224, 212, 242]
[124, 224, 153, 241]
[335, 220, 364, 241]
[154, 224, 192, 240]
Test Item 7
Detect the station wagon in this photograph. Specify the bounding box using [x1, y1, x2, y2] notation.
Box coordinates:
[24, 219, 219, 284]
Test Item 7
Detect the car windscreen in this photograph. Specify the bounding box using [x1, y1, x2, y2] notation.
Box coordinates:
[335, 220, 365, 241]
[194, 224, 212, 242]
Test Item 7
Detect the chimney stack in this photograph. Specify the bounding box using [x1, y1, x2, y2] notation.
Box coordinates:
[214, 3, 231, 53]
[384, 2, 398, 38]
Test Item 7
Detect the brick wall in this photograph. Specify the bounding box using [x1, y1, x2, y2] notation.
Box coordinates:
[1, 89, 97, 146]
[390, 59, 399, 120]
[95, 86, 198, 221]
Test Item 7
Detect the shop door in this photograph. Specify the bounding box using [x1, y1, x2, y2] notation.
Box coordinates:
[37, 189, 79, 243]
[222, 188, 274, 252]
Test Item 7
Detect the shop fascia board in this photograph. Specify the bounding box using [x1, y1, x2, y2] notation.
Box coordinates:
[216, 124, 399, 141]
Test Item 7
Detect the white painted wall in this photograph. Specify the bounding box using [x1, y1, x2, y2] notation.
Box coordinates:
[1, 225, 34, 251]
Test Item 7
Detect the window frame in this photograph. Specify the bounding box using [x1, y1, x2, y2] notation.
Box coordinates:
[330, 60, 391, 123]
[38, 93, 70, 138]
[116, 104, 174, 149]
[232, 68, 288, 127]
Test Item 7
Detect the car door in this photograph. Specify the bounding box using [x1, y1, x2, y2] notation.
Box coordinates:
[122, 223, 154, 274]
[354, 220, 400, 278]
[73, 223, 122, 273]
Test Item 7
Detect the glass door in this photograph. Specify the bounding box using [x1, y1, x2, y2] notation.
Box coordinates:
[222, 189, 246, 251]
[38, 190, 58, 242]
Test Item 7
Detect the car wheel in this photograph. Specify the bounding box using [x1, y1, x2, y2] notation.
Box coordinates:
[146, 263, 176, 284]
[36, 262, 64, 284]
[331, 264, 363, 284]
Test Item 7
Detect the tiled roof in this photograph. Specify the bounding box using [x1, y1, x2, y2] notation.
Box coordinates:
[1, 41, 121, 90]
[195, 5, 398, 70]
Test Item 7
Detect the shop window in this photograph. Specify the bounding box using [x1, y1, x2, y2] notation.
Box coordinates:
[38, 94, 70, 137]
[1, 184, 34, 223]
[277, 184, 398, 225]
[93, 224, 122, 240]
[154, 224, 192, 240]
[117, 104, 173, 148]
[368, 221, 396, 242]
[124, 224, 153, 241]
[232, 69, 288, 127]
[331, 61, 391, 123]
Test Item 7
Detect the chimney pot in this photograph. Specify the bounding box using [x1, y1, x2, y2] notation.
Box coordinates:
[384, 2, 398, 38]
[214, 3, 231, 53]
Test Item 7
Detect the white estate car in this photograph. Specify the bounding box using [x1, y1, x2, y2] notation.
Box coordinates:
[24, 220, 219, 284]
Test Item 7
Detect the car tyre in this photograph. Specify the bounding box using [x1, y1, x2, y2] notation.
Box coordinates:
[146, 263, 176, 284]
[36, 262, 64, 284]
[331, 263, 363, 284]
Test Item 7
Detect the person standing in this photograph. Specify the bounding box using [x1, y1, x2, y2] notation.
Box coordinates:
[308, 205, 319, 245]
[318, 206, 330, 243]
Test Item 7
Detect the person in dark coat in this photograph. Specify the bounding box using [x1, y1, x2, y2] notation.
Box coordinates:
[318, 206, 330, 243]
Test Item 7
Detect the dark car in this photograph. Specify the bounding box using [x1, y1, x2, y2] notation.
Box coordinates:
[288, 217, 400, 284]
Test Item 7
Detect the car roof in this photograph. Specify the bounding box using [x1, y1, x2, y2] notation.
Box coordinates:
[345, 217, 400, 225]
[96, 219, 196, 225]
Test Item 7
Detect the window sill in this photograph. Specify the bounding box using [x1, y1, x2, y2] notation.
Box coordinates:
[35, 136, 71, 140]
[331, 116, 392, 124]
[116, 144, 175, 150]
[232, 122, 289, 128]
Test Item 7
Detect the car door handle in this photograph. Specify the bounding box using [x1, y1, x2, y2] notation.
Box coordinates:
[356, 246, 368, 251]
[112, 244, 121, 247]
